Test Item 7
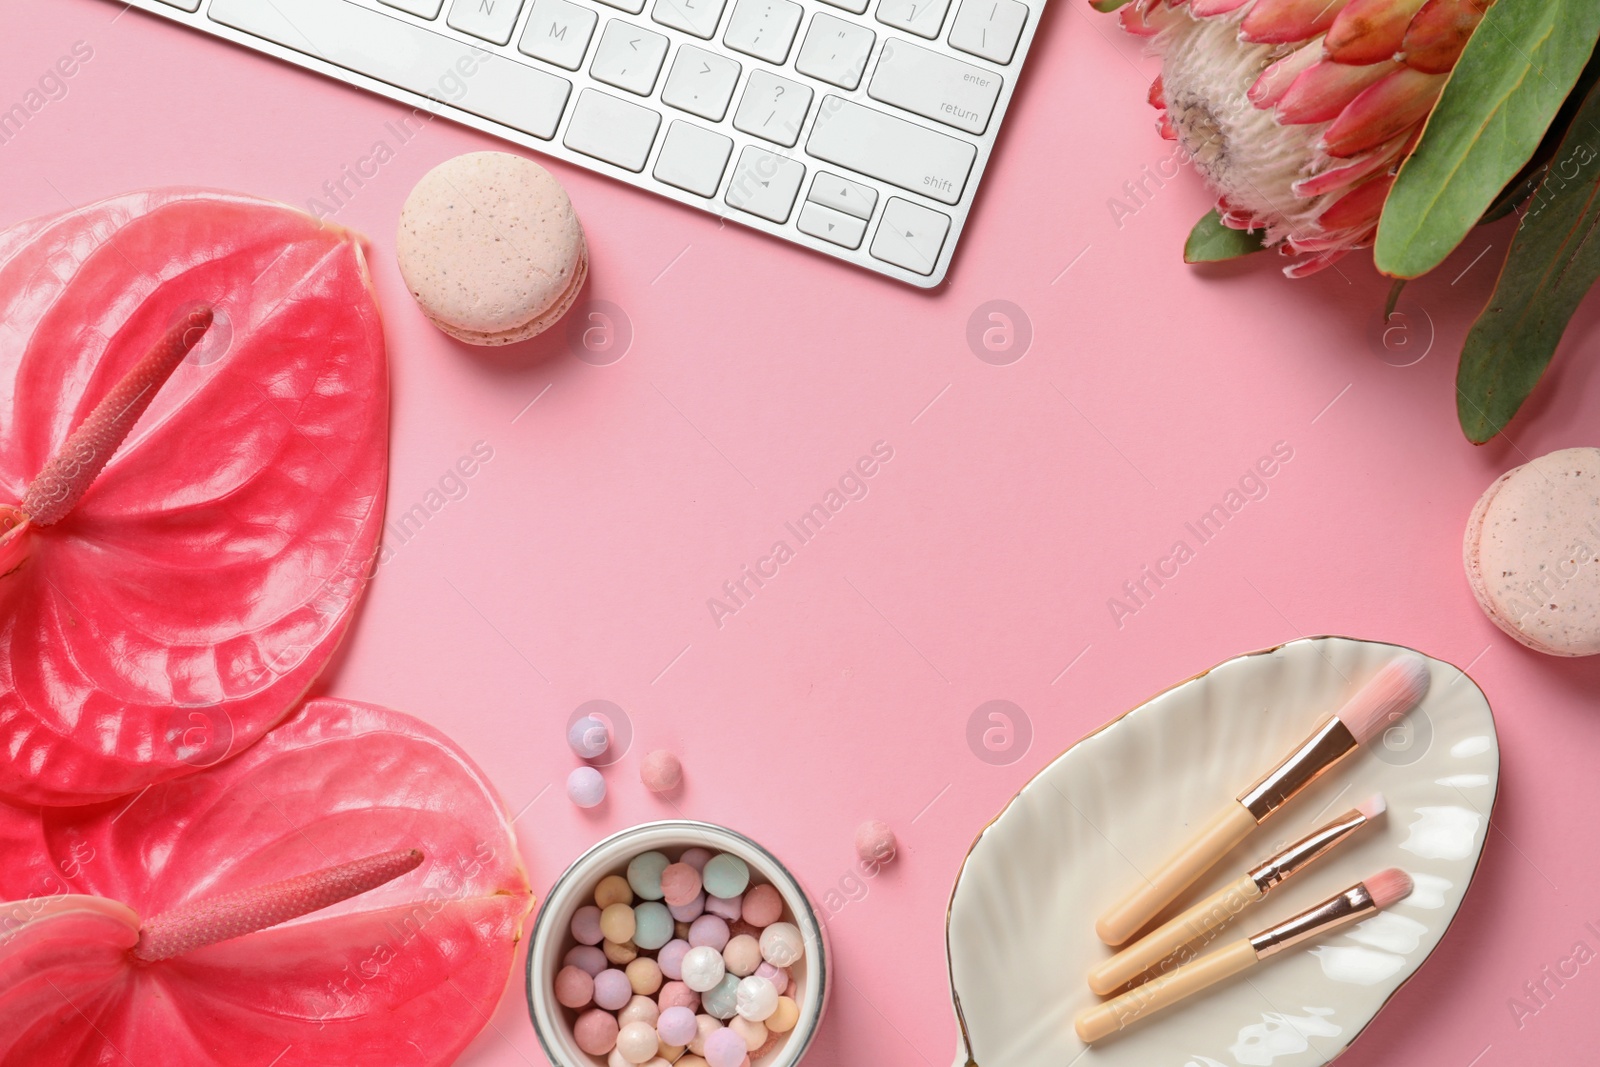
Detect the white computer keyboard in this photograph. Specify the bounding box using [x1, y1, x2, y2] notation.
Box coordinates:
[117, 0, 1042, 287]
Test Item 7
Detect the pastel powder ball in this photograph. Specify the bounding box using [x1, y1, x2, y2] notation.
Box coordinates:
[641, 750, 683, 792]
[555, 965, 595, 1009]
[568, 766, 606, 808]
[658, 980, 699, 1012]
[575, 1009, 621, 1056]
[855, 819, 898, 866]
[681, 945, 728, 993]
[568, 715, 610, 758]
[594, 968, 635, 1012]
[617, 1020, 660, 1064]
[741, 884, 783, 928]
[658, 1005, 698, 1046]
[396, 151, 588, 346]
[704, 1027, 748, 1067]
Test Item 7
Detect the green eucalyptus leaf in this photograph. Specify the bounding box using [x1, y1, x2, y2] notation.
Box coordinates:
[1457, 76, 1600, 443]
[1184, 209, 1267, 263]
[1091, 0, 1131, 11]
[1376, 0, 1600, 278]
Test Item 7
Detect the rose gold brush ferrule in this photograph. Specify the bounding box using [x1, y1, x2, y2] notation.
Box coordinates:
[1247, 806, 1368, 894]
[1248, 884, 1376, 959]
[1237, 717, 1358, 822]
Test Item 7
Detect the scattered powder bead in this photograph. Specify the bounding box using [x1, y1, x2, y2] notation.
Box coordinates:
[730, 1015, 767, 1052]
[661, 863, 703, 907]
[575, 1009, 620, 1055]
[669, 892, 706, 922]
[658, 939, 691, 980]
[758, 923, 802, 968]
[855, 820, 897, 867]
[735, 976, 778, 1022]
[688, 915, 730, 951]
[705, 894, 743, 921]
[626, 957, 663, 996]
[723, 934, 761, 978]
[594, 969, 634, 1012]
[766, 997, 799, 1034]
[633, 902, 674, 951]
[555, 966, 595, 1009]
[616, 1020, 660, 1064]
[566, 944, 608, 976]
[641, 750, 683, 793]
[571, 906, 604, 946]
[658, 980, 700, 1013]
[603, 939, 639, 966]
[620, 994, 660, 1028]
[657, 1004, 698, 1046]
[702, 855, 750, 899]
[568, 766, 606, 808]
[628, 852, 671, 902]
[596, 875, 634, 909]
[601, 903, 637, 944]
[680, 945, 727, 993]
[701, 973, 741, 1021]
[703, 1027, 748, 1067]
[754, 962, 787, 996]
[741, 885, 783, 929]
[569, 716, 610, 759]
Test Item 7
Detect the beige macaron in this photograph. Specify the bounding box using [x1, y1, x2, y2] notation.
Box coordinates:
[397, 151, 587, 345]
[1464, 447, 1600, 657]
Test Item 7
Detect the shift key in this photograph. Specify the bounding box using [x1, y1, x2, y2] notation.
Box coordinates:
[806, 97, 975, 205]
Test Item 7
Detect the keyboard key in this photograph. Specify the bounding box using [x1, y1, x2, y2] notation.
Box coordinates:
[795, 13, 875, 90]
[725, 146, 805, 223]
[155, 0, 202, 10]
[662, 45, 742, 121]
[733, 70, 813, 148]
[723, 0, 803, 64]
[654, 120, 734, 197]
[564, 89, 661, 171]
[869, 38, 1001, 135]
[948, 0, 1028, 64]
[652, 0, 729, 39]
[871, 197, 950, 274]
[806, 96, 975, 205]
[519, 0, 598, 70]
[379, 0, 441, 17]
[594, 0, 646, 11]
[808, 172, 877, 219]
[210, 0, 572, 139]
[447, 0, 526, 44]
[591, 19, 670, 95]
[798, 201, 867, 249]
[817, 0, 868, 11]
[876, 0, 952, 38]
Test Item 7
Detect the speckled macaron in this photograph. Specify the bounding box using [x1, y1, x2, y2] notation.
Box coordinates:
[1464, 447, 1600, 657]
[397, 151, 586, 345]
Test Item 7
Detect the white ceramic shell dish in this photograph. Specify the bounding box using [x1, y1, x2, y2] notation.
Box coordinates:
[946, 637, 1498, 1067]
[526, 820, 831, 1067]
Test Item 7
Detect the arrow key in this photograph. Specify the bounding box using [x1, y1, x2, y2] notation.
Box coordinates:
[798, 201, 867, 249]
[725, 145, 806, 223]
[870, 197, 950, 275]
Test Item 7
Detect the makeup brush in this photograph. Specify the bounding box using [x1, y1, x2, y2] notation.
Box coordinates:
[1087, 794, 1386, 994]
[1095, 655, 1429, 946]
[1077, 868, 1414, 1044]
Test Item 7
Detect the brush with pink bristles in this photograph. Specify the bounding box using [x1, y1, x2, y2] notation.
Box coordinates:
[1087, 793, 1388, 995]
[1077, 868, 1414, 1044]
[1096, 655, 1431, 946]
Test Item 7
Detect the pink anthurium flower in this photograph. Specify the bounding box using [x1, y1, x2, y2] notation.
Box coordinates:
[0, 698, 534, 1066]
[0, 190, 388, 806]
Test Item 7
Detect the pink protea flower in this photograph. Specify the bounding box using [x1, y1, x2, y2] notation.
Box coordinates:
[1120, 0, 1491, 276]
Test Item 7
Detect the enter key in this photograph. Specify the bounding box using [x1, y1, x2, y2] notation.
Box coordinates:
[868, 39, 1003, 136]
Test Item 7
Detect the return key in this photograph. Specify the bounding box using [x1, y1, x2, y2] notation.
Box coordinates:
[868, 39, 1003, 136]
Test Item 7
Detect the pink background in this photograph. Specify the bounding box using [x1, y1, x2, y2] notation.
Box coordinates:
[5, 1, 1600, 1064]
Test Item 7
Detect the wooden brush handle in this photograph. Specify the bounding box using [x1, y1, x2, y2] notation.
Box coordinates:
[1088, 873, 1262, 994]
[1095, 802, 1258, 946]
[1076, 938, 1259, 1044]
